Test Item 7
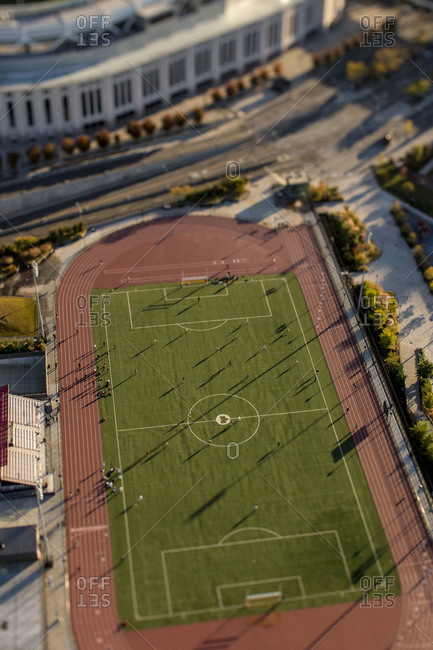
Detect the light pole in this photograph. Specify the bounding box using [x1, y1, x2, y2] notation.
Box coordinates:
[32, 261, 45, 339]
[357, 232, 372, 315]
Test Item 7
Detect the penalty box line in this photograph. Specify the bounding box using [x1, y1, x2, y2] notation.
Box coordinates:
[123, 281, 272, 330]
[158, 529, 353, 619]
[117, 408, 328, 433]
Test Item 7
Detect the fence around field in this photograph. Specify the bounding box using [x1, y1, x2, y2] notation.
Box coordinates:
[310, 199, 433, 537]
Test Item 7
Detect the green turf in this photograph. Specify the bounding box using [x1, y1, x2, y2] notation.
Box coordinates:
[91, 274, 400, 628]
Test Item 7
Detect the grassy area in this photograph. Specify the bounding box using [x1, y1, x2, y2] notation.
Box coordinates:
[0, 296, 38, 337]
[91, 274, 399, 628]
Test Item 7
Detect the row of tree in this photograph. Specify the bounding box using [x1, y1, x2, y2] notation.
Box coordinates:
[2, 61, 283, 172]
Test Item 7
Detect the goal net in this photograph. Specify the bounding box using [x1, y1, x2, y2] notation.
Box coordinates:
[180, 274, 208, 286]
[244, 591, 283, 609]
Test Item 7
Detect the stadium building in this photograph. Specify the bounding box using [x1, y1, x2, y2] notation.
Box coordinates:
[0, 0, 344, 141]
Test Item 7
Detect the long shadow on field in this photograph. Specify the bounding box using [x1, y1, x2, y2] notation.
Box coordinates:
[177, 303, 196, 316]
[232, 509, 257, 528]
[182, 445, 207, 462]
[194, 350, 217, 367]
[131, 344, 153, 357]
[198, 371, 221, 388]
[164, 333, 184, 347]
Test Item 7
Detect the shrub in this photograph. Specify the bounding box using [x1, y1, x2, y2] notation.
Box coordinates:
[142, 119, 156, 136]
[7, 151, 20, 170]
[43, 142, 56, 161]
[95, 128, 111, 148]
[413, 245, 427, 271]
[76, 134, 91, 152]
[161, 113, 175, 131]
[26, 146, 41, 165]
[126, 120, 141, 139]
[405, 231, 417, 247]
[425, 267, 433, 283]
[211, 88, 224, 103]
[401, 181, 415, 197]
[174, 112, 187, 127]
[400, 222, 412, 237]
[192, 107, 204, 123]
[390, 201, 402, 216]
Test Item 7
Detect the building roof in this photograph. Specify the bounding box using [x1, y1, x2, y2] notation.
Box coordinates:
[0, 526, 38, 563]
[0, 0, 292, 88]
[0, 387, 46, 487]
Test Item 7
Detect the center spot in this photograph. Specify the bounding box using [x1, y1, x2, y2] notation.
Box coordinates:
[216, 414, 231, 425]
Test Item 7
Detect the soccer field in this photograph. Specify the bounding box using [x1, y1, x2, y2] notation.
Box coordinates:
[92, 273, 399, 628]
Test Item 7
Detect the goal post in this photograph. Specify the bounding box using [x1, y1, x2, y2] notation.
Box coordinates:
[180, 274, 208, 286]
[244, 591, 283, 609]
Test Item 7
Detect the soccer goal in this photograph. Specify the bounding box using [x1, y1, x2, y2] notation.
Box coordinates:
[180, 274, 208, 286]
[245, 591, 283, 609]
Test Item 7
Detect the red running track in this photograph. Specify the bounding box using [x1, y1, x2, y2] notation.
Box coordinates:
[57, 215, 433, 650]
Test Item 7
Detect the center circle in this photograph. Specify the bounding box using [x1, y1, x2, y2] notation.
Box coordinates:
[187, 394, 260, 448]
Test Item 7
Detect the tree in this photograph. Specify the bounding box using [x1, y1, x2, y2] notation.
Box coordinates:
[43, 143, 56, 161]
[273, 61, 283, 75]
[236, 78, 245, 93]
[259, 68, 270, 82]
[142, 119, 156, 136]
[250, 73, 260, 87]
[175, 112, 187, 127]
[410, 421, 431, 450]
[161, 113, 175, 131]
[225, 81, 237, 97]
[401, 181, 415, 198]
[192, 107, 204, 123]
[378, 328, 396, 353]
[126, 120, 141, 139]
[7, 151, 20, 170]
[211, 88, 224, 103]
[26, 146, 41, 165]
[95, 128, 111, 148]
[77, 134, 91, 152]
[61, 137, 75, 155]
[417, 355, 433, 379]
[346, 61, 368, 84]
